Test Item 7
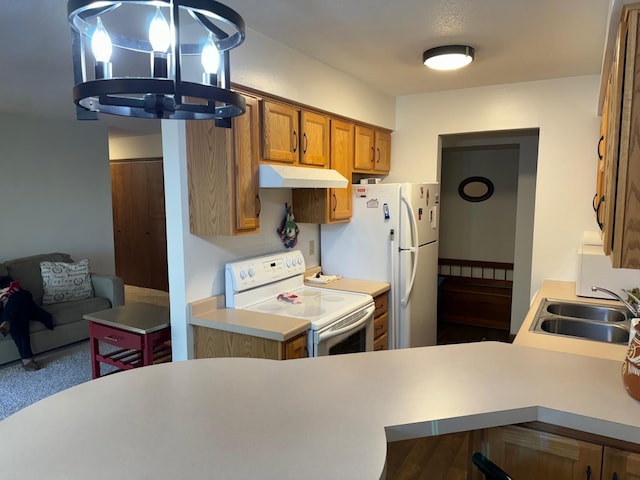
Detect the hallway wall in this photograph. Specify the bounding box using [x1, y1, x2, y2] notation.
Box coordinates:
[440, 145, 520, 263]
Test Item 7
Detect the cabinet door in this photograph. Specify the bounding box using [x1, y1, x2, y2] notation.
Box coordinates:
[602, 11, 627, 256]
[602, 446, 640, 480]
[330, 119, 353, 222]
[595, 89, 608, 231]
[233, 95, 260, 232]
[262, 101, 299, 164]
[354, 125, 375, 171]
[186, 94, 260, 236]
[477, 425, 602, 480]
[284, 333, 308, 359]
[374, 130, 391, 173]
[301, 111, 329, 167]
[111, 159, 168, 291]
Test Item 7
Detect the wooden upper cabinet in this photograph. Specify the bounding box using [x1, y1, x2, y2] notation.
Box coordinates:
[233, 96, 261, 232]
[602, 446, 640, 480]
[602, 6, 640, 267]
[374, 130, 391, 173]
[186, 94, 260, 236]
[300, 110, 330, 167]
[330, 119, 353, 221]
[354, 125, 391, 174]
[291, 118, 353, 224]
[354, 125, 375, 171]
[262, 100, 299, 164]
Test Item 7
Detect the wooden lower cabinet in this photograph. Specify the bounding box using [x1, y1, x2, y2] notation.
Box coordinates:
[373, 292, 389, 351]
[472, 425, 602, 480]
[193, 327, 308, 360]
[386, 424, 640, 479]
[603, 447, 640, 480]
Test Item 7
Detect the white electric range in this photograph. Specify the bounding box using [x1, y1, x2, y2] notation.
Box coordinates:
[225, 250, 374, 357]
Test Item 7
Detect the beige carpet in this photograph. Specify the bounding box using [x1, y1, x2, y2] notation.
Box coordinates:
[124, 285, 170, 307]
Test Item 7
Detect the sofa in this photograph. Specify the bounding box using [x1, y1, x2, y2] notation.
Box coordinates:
[0, 252, 125, 365]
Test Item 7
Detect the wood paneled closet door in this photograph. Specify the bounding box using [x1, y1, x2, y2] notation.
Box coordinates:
[110, 158, 168, 291]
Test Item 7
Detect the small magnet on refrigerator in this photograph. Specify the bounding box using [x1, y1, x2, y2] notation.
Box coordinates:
[383, 203, 390, 219]
[418, 207, 423, 220]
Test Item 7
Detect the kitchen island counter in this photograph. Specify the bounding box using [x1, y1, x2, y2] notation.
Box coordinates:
[1, 341, 639, 479]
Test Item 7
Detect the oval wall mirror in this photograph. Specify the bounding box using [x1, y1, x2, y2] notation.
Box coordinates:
[458, 176, 494, 202]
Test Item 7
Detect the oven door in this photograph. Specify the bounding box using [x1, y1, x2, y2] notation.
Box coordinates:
[313, 303, 375, 357]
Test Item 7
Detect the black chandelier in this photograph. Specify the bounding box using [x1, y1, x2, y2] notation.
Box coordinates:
[68, 0, 246, 125]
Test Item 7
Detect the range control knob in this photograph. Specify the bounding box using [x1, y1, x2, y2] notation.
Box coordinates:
[248, 268, 255, 277]
[297, 257, 303, 265]
[286, 259, 292, 268]
[239, 270, 247, 280]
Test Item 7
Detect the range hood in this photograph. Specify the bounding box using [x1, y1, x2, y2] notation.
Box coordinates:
[259, 164, 348, 188]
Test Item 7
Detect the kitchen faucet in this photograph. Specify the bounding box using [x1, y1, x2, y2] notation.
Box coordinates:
[591, 286, 640, 317]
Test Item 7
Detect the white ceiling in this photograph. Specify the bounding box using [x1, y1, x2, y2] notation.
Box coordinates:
[0, 0, 612, 137]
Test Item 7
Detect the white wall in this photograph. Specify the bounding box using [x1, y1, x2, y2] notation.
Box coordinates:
[392, 75, 601, 307]
[164, 29, 397, 360]
[440, 146, 520, 262]
[0, 114, 115, 273]
[109, 134, 163, 160]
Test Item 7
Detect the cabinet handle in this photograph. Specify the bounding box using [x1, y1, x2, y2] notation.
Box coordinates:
[292, 130, 298, 153]
[586, 465, 591, 480]
[256, 194, 261, 218]
[597, 135, 604, 160]
[303, 133, 308, 153]
[595, 195, 605, 231]
[370, 146, 375, 163]
[332, 193, 337, 212]
[612, 473, 619, 480]
[377, 147, 381, 164]
[104, 335, 122, 342]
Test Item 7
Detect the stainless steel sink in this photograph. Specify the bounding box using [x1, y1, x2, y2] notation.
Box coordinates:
[530, 298, 631, 344]
[544, 301, 627, 322]
[537, 318, 630, 344]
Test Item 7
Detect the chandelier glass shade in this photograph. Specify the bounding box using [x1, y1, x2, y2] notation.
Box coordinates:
[68, 0, 246, 123]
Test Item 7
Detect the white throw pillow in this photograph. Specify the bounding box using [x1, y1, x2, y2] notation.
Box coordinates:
[40, 258, 94, 305]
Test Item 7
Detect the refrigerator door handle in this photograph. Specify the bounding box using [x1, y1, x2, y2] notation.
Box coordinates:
[400, 194, 419, 307]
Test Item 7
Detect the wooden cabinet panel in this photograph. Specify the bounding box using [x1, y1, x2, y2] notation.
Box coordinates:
[603, 446, 640, 480]
[474, 425, 602, 480]
[262, 101, 299, 164]
[329, 119, 353, 222]
[111, 159, 168, 291]
[602, 7, 640, 267]
[300, 110, 329, 167]
[193, 327, 308, 360]
[372, 292, 388, 351]
[354, 125, 391, 174]
[233, 96, 261, 232]
[186, 94, 260, 236]
[291, 118, 353, 224]
[374, 130, 391, 173]
[354, 125, 375, 171]
[284, 333, 308, 359]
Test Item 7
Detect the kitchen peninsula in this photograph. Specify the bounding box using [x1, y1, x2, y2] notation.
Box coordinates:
[1, 341, 639, 479]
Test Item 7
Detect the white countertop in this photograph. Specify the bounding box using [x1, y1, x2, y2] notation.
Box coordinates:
[514, 280, 629, 361]
[1, 341, 639, 479]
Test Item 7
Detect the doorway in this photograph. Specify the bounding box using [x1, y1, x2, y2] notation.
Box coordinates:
[110, 158, 169, 292]
[437, 129, 539, 343]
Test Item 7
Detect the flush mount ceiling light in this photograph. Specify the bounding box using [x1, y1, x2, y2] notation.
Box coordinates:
[68, 0, 246, 125]
[423, 45, 475, 71]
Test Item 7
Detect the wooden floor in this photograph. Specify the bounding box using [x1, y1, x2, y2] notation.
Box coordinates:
[437, 321, 513, 345]
[386, 432, 472, 480]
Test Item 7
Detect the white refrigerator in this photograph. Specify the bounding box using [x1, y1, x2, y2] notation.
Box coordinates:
[320, 183, 439, 349]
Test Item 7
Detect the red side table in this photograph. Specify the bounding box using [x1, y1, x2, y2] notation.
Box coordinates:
[84, 302, 171, 379]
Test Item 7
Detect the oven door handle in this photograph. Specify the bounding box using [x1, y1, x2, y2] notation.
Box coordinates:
[317, 304, 375, 343]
